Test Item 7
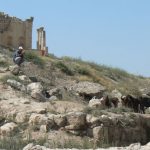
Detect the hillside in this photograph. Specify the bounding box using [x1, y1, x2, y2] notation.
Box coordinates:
[1, 46, 150, 150]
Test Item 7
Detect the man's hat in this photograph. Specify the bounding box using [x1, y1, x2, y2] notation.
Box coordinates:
[18, 46, 23, 50]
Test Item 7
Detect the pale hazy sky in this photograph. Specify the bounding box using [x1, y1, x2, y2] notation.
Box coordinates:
[1, 0, 150, 76]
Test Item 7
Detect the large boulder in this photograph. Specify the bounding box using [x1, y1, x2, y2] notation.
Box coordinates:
[65, 112, 86, 130]
[111, 89, 122, 107]
[15, 112, 29, 123]
[88, 97, 106, 109]
[9, 65, 20, 75]
[70, 81, 106, 100]
[93, 124, 104, 139]
[27, 82, 46, 102]
[7, 79, 26, 91]
[27, 82, 43, 93]
[53, 114, 67, 127]
[0, 122, 18, 136]
[31, 91, 47, 102]
[28, 113, 55, 131]
[18, 75, 31, 83]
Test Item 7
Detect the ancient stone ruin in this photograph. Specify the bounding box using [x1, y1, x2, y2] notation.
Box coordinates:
[0, 12, 33, 49]
[0, 12, 48, 54]
[37, 27, 48, 56]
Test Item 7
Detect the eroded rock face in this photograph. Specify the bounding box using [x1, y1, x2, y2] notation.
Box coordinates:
[70, 81, 106, 100]
[22, 142, 150, 150]
[31, 91, 47, 102]
[28, 113, 55, 132]
[65, 112, 86, 130]
[9, 65, 20, 75]
[15, 112, 29, 123]
[85, 113, 150, 146]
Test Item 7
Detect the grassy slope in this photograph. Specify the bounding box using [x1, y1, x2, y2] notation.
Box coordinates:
[43, 55, 150, 95]
[1, 46, 150, 96]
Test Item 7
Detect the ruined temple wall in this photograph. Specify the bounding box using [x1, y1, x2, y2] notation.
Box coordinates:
[0, 15, 33, 49]
[1, 20, 24, 48]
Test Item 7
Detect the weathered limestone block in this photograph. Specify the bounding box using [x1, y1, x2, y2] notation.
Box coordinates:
[71, 81, 106, 100]
[33, 108, 47, 114]
[40, 125, 49, 133]
[93, 124, 104, 139]
[18, 75, 31, 82]
[28, 113, 55, 131]
[31, 91, 47, 102]
[27, 82, 43, 93]
[9, 65, 20, 75]
[7, 79, 26, 91]
[29, 113, 47, 126]
[15, 112, 29, 123]
[23, 143, 47, 150]
[86, 114, 100, 128]
[66, 112, 86, 130]
[0, 122, 18, 136]
[88, 98, 106, 109]
[48, 88, 60, 96]
[53, 114, 67, 127]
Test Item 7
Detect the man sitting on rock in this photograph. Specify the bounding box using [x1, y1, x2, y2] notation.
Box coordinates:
[13, 46, 25, 66]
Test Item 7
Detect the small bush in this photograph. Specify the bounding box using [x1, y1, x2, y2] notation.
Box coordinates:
[83, 106, 133, 116]
[45, 137, 94, 149]
[83, 107, 106, 116]
[75, 66, 91, 76]
[0, 60, 9, 67]
[24, 51, 45, 68]
[106, 107, 133, 114]
[55, 61, 74, 76]
[48, 53, 57, 59]
[0, 75, 21, 84]
[0, 136, 30, 150]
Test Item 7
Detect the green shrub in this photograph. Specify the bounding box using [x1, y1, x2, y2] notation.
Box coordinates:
[24, 51, 45, 68]
[0, 60, 9, 67]
[75, 66, 91, 76]
[106, 107, 133, 114]
[48, 53, 57, 59]
[83, 107, 106, 116]
[0, 75, 21, 84]
[83, 106, 133, 116]
[55, 61, 74, 76]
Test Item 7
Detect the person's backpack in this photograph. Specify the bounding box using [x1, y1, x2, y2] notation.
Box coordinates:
[13, 50, 21, 64]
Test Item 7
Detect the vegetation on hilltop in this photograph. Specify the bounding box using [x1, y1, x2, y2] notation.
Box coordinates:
[0, 46, 149, 96]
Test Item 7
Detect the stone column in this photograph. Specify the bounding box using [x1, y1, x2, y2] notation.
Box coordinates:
[43, 30, 46, 50]
[37, 28, 39, 50]
[37, 27, 48, 56]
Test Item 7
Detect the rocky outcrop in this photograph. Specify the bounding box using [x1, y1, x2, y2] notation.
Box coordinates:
[7, 79, 26, 91]
[70, 81, 106, 100]
[88, 97, 106, 108]
[86, 113, 150, 146]
[9, 65, 20, 75]
[23, 142, 150, 150]
[28, 113, 56, 131]
[27, 82, 43, 93]
[27, 82, 47, 102]
[0, 122, 18, 136]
